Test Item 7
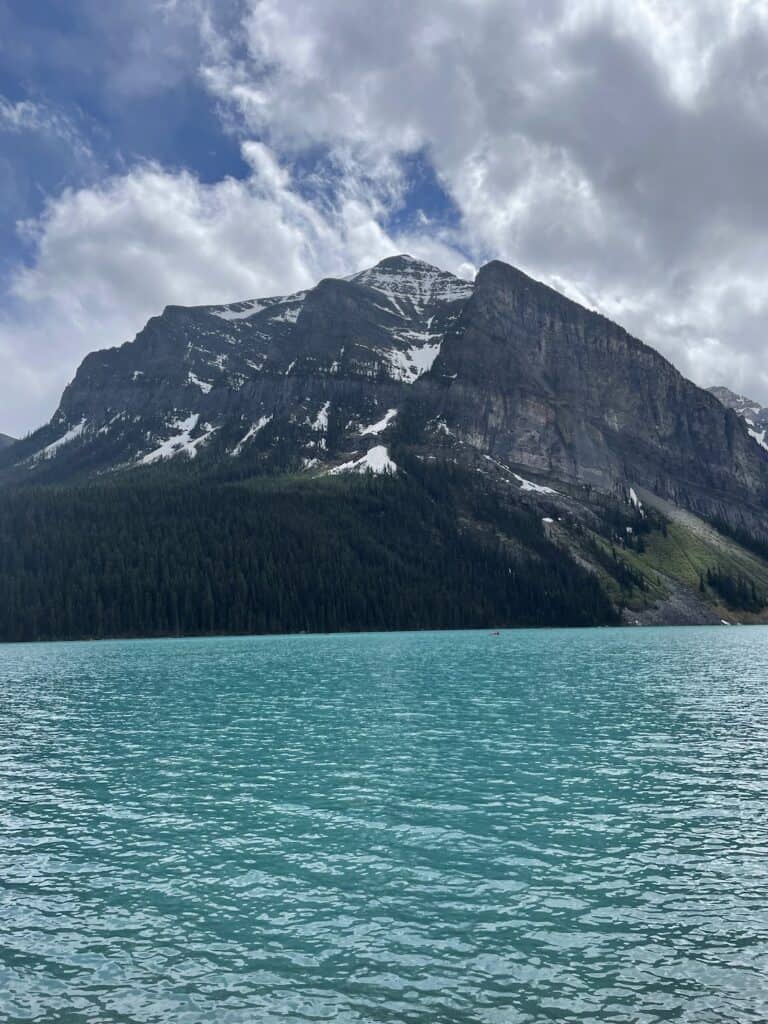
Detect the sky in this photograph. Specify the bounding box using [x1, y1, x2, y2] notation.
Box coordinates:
[1, 0, 767, 436]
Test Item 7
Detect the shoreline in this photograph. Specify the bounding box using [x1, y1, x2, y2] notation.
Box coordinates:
[0, 619, 755, 648]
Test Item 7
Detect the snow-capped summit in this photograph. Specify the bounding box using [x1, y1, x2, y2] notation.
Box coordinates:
[351, 255, 473, 313]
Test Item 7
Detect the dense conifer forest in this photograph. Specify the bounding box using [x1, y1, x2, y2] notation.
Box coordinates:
[0, 463, 618, 642]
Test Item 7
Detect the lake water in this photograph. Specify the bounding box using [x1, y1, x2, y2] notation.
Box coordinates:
[1, 627, 767, 1023]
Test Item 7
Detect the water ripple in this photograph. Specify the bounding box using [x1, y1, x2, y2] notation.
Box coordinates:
[1, 627, 767, 1022]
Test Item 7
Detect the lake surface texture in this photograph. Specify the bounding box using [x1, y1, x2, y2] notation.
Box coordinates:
[1, 628, 767, 1023]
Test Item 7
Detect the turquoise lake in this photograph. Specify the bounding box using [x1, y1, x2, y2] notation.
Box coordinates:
[1, 627, 767, 1023]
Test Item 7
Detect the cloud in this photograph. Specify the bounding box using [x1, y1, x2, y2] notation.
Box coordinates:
[0, 143, 468, 434]
[199, 0, 768, 400]
[4, 0, 768, 433]
[0, 93, 95, 169]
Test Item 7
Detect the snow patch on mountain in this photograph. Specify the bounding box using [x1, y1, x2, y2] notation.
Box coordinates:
[360, 408, 398, 435]
[188, 372, 213, 394]
[329, 445, 397, 476]
[386, 342, 442, 383]
[513, 472, 558, 495]
[352, 256, 472, 314]
[140, 414, 216, 464]
[311, 401, 331, 432]
[208, 290, 307, 325]
[748, 426, 768, 451]
[230, 415, 272, 456]
[32, 418, 88, 462]
[347, 258, 471, 383]
[209, 299, 267, 322]
[97, 413, 126, 435]
[270, 305, 302, 324]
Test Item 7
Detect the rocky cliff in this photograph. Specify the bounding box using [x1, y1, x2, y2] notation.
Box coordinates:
[708, 386, 768, 451]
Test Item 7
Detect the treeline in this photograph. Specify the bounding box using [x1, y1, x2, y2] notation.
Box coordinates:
[0, 465, 618, 642]
[710, 516, 768, 564]
[701, 566, 765, 612]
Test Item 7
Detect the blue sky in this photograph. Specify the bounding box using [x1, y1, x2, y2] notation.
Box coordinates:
[0, 0, 460, 286]
[0, 1, 247, 278]
[2, 0, 768, 434]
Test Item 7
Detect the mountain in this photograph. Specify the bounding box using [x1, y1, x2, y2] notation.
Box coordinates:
[708, 386, 768, 451]
[0, 256, 471, 483]
[0, 434, 15, 450]
[5, 255, 768, 525]
[2, 254, 768, 640]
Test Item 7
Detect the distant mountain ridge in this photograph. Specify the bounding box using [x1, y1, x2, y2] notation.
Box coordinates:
[708, 386, 768, 451]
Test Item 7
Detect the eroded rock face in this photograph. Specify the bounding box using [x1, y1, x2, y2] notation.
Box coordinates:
[1, 255, 472, 480]
[425, 261, 768, 530]
[3, 254, 768, 535]
[709, 386, 768, 451]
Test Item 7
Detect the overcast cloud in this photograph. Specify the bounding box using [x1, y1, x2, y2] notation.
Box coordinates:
[1, 0, 767, 433]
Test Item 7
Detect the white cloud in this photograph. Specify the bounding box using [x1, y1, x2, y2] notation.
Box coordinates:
[198, 0, 768, 402]
[4, 0, 768, 433]
[0, 95, 93, 162]
[0, 98, 49, 132]
[1, 143, 468, 433]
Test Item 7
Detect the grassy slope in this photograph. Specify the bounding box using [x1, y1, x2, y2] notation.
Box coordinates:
[593, 515, 768, 622]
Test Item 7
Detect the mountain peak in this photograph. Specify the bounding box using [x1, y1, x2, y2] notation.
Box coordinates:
[708, 385, 762, 410]
[369, 254, 439, 272]
[708, 386, 768, 448]
[351, 255, 473, 310]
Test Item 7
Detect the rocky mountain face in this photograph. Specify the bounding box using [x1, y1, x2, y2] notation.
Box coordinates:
[708, 386, 768, 451]
[1, 256, 470, 482]
[3, 254, 768, 537]
[425, 262, 768, 535]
